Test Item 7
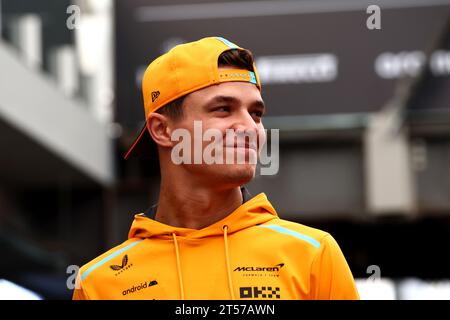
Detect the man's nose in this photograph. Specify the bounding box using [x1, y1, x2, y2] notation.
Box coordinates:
[228, 111, 265, 150]
[230, 111, 259, 132]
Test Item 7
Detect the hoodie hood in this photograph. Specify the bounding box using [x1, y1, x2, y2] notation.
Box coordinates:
[128, 192, 278, 240]
[127, 192, 278, 300]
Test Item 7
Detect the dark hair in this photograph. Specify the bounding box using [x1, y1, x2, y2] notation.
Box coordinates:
[156, 49, 255, 121]
[217, 49, 254, 70]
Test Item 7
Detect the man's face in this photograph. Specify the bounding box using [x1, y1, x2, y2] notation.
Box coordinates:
[170, 74, 266, 188]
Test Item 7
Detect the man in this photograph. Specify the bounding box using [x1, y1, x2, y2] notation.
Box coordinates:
[73, 37, 359, 300]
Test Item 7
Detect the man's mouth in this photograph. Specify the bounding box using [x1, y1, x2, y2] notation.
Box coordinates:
[225, 142, 258, 151]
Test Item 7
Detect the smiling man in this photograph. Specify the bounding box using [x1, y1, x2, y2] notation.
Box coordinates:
[73, 37, 359, 300]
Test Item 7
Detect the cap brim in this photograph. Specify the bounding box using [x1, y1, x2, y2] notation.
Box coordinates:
[123, 122, 156, 160]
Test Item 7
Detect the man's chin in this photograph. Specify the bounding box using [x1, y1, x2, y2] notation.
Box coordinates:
[196, 163, 255, 187]
[220, 163, 256, 185]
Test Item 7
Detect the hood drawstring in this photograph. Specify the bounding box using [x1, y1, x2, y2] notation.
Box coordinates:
[172, 233, 185, 300]
[223, 225, 235, 300]
[171, 227, 235, 300]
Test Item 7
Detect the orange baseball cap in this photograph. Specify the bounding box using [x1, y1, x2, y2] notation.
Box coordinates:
[123, 36, 261, 160]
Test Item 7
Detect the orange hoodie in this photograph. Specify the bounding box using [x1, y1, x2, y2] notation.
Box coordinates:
[73, 193, 359, 300]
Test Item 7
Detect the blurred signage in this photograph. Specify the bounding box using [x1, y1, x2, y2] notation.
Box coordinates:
[115, 0, 450, 128]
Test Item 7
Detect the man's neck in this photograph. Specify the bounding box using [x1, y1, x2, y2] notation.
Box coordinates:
[154, 181, 244, 230]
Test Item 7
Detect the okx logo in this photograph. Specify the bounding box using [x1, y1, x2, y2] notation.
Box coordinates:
[240, 286, 281, 299]
[110, 254, 133, 276]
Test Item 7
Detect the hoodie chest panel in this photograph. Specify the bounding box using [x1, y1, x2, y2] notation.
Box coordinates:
[104, 238, 231, 299]
[167, 237, 234, 299]
[140, 231, 313, 299]
[226, 227, 315, 300]
[84, 241, 169, 299]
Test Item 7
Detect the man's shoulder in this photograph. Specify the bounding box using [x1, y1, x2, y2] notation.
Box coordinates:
[78, 238, 145, 284]
[258, 218, 331, 249]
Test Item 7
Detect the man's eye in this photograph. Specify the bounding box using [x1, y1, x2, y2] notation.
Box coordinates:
[214, 106, 230, 112]
[251, 111, 263, 118]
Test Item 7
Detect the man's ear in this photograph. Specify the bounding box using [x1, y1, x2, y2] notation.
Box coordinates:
[146, 113, 174, 148]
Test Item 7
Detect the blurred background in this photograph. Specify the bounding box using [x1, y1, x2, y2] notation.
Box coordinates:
[0, 0, 450, 300]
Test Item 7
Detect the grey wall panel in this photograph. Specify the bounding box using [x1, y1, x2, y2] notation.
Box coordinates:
[0, 41, 114, 186]
[248, 142, 365, 220]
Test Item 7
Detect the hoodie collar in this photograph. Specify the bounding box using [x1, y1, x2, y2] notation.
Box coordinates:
[128, 191, 278, 240]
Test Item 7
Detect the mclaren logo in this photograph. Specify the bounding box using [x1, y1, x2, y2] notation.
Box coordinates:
[234, 263, 284, 272]
[110, 254, 133, 276]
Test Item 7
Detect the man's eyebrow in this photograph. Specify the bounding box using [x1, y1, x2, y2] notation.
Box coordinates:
[203, 95, 239, 106]
[204, 95, 266, 114]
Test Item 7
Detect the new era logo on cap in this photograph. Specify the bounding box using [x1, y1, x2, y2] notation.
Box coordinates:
[151, 91, 160, 102]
